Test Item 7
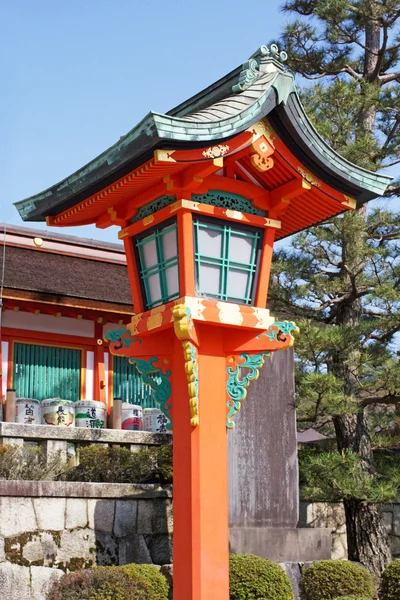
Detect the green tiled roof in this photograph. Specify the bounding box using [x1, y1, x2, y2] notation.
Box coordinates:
[15, 45, 392, 223]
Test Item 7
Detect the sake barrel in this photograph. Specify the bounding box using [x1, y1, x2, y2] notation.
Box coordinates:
[143, 408, 169, 433]
[15, 398, 41, 425]
[41, 399, 75, 427]
[121, 403, 143, 430]
[75, 400, 106, 429]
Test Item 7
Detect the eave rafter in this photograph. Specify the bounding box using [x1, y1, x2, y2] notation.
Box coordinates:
[45, 118, 356, 234]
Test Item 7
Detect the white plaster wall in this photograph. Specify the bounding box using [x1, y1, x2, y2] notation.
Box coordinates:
[1, 341, 9, 396]
[85, 351, 94, 400]
[3, 310, 94, 338]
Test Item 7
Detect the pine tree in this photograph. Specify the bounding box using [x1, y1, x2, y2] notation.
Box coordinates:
[271, 0, 400, 577]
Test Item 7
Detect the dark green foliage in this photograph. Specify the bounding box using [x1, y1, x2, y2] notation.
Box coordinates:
[333, 596, 372, 600]
[63, 443, 172, 484]
[300, 561, 374, 600]
[119, 564, 169, 600]
[229, 554, 293, 600]
[271, 0, 400, 574]
[47, 567, 150, 600]
[0, 444, 66, 481]
[380, 559, 400, 600]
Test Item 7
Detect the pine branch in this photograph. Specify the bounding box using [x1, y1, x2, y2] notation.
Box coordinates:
[360, 395, 400, 407]
[379, 72, 400, 83]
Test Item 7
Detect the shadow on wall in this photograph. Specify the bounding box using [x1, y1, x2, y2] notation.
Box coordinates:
[93, 497, 173, 567]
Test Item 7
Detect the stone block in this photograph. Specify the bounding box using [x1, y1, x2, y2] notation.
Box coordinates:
[114, 501, 137, 537]
[65, 498, 87, 529]
[279, 562, 301, 600]
[393, 511, 400, 536]
[30, 565, 64, 600]
[118, 535, 152, 565]
[137, 499, 170, 534]
[0, 498, 36, 536]
[0, 536, 5, 562]
[229, 527, 332, 562]
[144, 534, 173, 565]
[88, 499, 115, 533]
[331, 532, 348, 560]
[21, 533, 58, 566]
[94, 532, 119, 566]
[56, 529, 96, 568]
[33, 498, 66, 531]
[383, 511, 393, 534]
[390, 535, 400, 557]
[45, 439, 68, 464]
[0, 562, 31, 600]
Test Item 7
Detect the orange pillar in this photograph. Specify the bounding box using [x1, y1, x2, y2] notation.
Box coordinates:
[173, 325, 229, 600]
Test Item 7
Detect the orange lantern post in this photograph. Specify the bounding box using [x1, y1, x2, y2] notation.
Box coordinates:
[15, 45, 391, 600]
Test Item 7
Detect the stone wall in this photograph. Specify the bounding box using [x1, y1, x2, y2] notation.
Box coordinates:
[0, 481, 172, 600]
[0, 422, 171, 465]
[299, 501, 400, 560]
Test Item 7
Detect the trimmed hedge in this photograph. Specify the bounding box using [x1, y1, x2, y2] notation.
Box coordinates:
[64, 444, 172, 484]
[301, 560, 374, 600]
[48, 564, 169, 600]
[333, 596, 373, 600]
[229, 554, 293, 600]
[380, 559, 400, 600]
[119, 564, 169, 600]
[47, 567, 150, 600]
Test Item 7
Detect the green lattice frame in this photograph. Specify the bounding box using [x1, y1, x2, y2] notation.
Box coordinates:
[134, 220, 180, 309]
[193, 217, 262, 305]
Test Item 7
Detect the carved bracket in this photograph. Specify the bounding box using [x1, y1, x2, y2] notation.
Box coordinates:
[226, 352, 270, 429]
[172, 304, 200, 427]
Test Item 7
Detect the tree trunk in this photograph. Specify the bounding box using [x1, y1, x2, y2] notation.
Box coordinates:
[344, 499, 392, 579]
[333, 410, 392, 576]
[329, 6, 392, 577]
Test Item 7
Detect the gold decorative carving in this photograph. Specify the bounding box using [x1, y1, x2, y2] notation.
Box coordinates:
[342, 195, 357, 209]
[225, 209, 244, 220]
[154, 149, 176, 163]
[172, 303, 193, 339]
[297, 167, 321, 187]
[202, 145, 230, 159]
[143, 214, 155, 226]
[182, 340, 199, 427]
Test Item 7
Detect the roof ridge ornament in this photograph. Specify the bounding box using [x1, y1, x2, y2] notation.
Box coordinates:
[232, 44, 288, 94]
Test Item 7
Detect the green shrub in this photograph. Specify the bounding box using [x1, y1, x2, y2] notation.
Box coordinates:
[64, 443, 172, 484]
[229, 554, 293, 600]
[380, 559, 400, 600]
[47, 567, 150, 600]
[120, 564, 169, 600]
[301, 561, 374, 600]
[333, 596, 373, 600]
[0, 443, 66, 480]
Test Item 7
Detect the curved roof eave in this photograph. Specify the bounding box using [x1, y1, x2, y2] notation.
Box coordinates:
[15, 61, 392, 222]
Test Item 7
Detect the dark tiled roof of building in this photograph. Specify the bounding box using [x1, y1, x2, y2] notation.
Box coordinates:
[0, 245, 133, 306]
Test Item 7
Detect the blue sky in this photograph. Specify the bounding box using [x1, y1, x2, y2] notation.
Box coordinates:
[1, 1, 398, 244]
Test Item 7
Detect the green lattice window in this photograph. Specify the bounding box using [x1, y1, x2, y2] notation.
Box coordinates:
[113, 356, 157, 408]
[194, 217, 262, 305]
[134, 220, 180, 309]
[13, 343, 81, 402]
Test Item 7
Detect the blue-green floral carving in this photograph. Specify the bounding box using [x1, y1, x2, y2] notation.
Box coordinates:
[226, 352, 270, 429]
[256, 321, 298, 342]
[104, 329, 142, 348]
[129, 356, 172, 430]
[130, 196, 176, 224]
[192, 190, 266, 217]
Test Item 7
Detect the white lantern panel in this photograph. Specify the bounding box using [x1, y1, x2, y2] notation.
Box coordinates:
[165, 265, 180, 297]
[198, 227, 222, 258]
[229, 234, 254, 264]
[141, 238, 158, 269]
[227, 269, 250, 300]
[162, 228, 178, 260]
[199, 264, 221, 295]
